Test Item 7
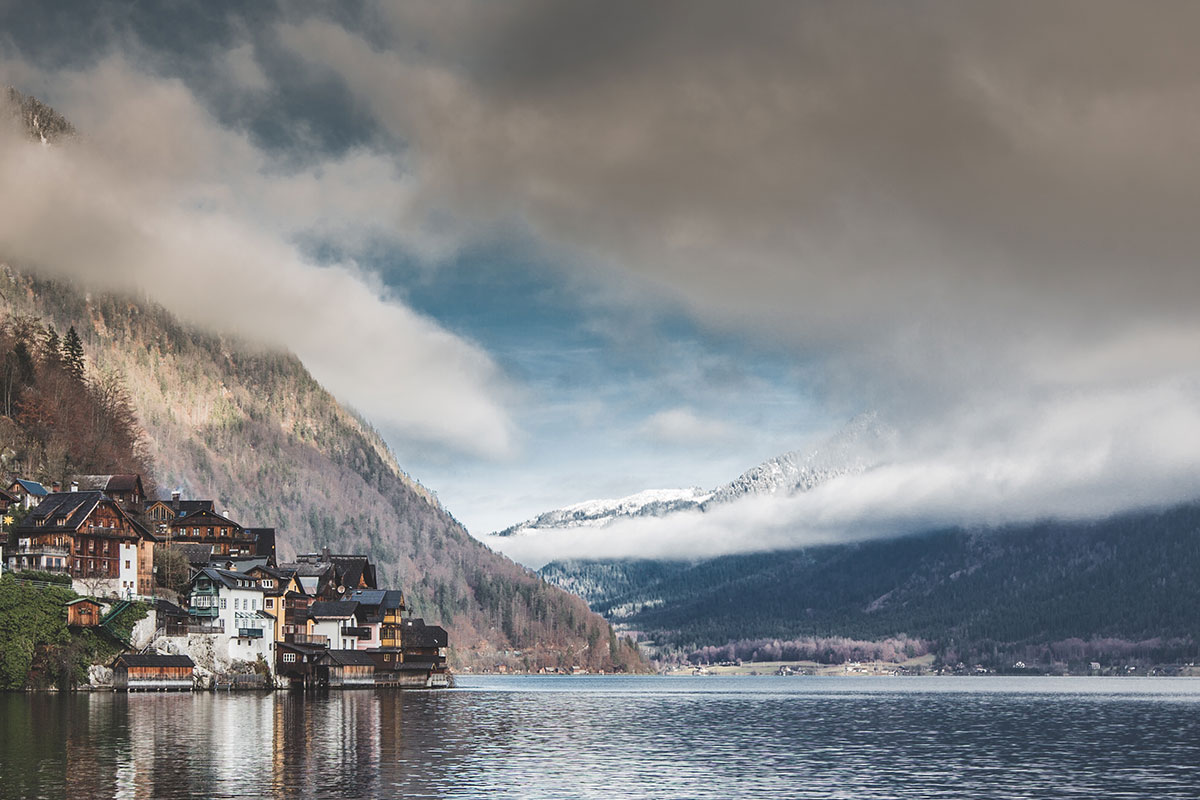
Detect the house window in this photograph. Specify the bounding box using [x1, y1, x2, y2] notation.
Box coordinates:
[220, 598, 227, 610]
[207, 527, 213, 537]
[282, 653, 296, 663]
[251, 599, 257, 610]
[125, 560, 131, 569]
[266, 599, 274, 609]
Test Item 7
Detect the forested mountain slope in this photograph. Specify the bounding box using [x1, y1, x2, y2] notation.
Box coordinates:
[543, 504, 1200, 669]
[0, 269, 644, 671]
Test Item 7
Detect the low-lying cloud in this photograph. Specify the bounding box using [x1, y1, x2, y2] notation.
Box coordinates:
[490, 377, 1200, 568]
[0, 56, 514, 458]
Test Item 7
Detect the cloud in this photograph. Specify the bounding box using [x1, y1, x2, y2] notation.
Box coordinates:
[489, 376, 1200, 568]
[270, 2, 1200, 550]
[0, 56, 515, 458]
[6, 3, 1200, 549]
[639, 407, 740, 448]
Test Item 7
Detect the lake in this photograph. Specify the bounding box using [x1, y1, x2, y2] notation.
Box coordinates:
[3, 675, 1200, 798]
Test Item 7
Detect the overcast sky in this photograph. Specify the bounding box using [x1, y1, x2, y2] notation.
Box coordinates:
[3, 1, 1200, 557]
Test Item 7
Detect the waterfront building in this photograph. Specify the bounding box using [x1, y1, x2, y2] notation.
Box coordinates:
[8, 490, 155, 597]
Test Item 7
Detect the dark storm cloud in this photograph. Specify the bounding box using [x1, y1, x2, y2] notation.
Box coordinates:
[6, 1, 1200, 551]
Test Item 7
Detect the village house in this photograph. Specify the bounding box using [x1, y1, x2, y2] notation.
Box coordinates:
[146, 492, 214, 527]
[346, 589, 406, 650]
[243, 563, 301, 643]
[167, 509, 257, 557]
[307, 600, 367, 650]
[8, 491, 155, 597]
[73, 474, 146, 514]
[186, 567, 275, 667]
[8, 478, 48, 510]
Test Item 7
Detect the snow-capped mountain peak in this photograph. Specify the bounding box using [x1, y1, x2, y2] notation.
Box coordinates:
[493, 487, 711, 537]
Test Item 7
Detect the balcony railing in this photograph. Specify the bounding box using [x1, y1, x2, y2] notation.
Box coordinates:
[164, 621, 225, 636]
[284, 633, 329, 646]
[15, 544, 70, 555]
[341, 626, 371, 639]
[237, 628, 265, 639]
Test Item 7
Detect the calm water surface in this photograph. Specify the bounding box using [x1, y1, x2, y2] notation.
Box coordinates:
[3, 675, 1200, 799]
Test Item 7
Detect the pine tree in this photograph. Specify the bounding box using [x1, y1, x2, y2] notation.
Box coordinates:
[62, 326, 85, 380]
[42, 325, 60, 365]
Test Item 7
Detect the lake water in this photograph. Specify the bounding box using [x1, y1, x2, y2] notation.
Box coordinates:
[3, 675, 1200, 798]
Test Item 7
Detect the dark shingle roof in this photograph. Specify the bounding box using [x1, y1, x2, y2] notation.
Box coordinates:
[75, 474, 143, 494]
[167, 509, 243, 529]
[402, 620, 448, 649]
[171, 500, 215, 517]
[321, 649, 377, 667]
[308, 600, 359, 619]
[16, 491, 106, 533]
[171, 542, 215, 566]
[114, 654, 194, 668]
[193, 567, 261, 590]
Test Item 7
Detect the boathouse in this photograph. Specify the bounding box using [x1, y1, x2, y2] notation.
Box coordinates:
[316, 649, 376, 688]
[112, 654, 195, 691]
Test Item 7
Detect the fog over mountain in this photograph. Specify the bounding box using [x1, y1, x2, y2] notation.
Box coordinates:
[3, 3, 1200, 553]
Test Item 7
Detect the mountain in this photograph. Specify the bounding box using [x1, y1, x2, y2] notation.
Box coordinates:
[4, 87, 75, 144]
[703, 411, 893, 506]
[541, 504, 1200, 669]
[0, 91, 646, 671]
[0, 271, 646, 672]
[492, 412, 894, 539]
[494, 488, 711, 537]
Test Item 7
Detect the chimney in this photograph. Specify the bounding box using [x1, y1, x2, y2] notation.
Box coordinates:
[51, 481, 61, 493]
[171, 490, 181, 511]
[69, 481, 77, 493]
[321, 546, 331, 563]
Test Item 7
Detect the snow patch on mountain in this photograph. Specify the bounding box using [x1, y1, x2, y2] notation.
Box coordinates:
[704, 411, 895, 507]
[493, 487, 711, 537]
[490, 412, 896, 541]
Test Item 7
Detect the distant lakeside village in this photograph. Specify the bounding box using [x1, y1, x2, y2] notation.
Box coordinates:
[0, 473, 450, 691]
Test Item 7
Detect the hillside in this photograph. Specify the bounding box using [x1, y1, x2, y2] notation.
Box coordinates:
[0, 269, 645, 672]
[542, 504, 1200, 669]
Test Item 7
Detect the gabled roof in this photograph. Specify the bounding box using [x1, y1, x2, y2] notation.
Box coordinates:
[307, 600, 359, 620]
[11, 478, 48, 496]
[402, 620, 449, 649]
[16, 491, 108, 534]
[348, 589, 405, 622]
[74, 474, 144, 494]
[167, 508, 243, 529]
[65, 597, 103, 607]
[329, 555, 376, 591]
[170, 542, 215, 566]
[191, 567, 263, 591]
[148, 499, 214, 517]
[114, 653, 194, 668]
[209, 556, 271, 573]
[320, 649, 377, 667]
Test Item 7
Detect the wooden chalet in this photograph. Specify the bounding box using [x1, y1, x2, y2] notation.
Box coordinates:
[146, 494, 214, 526]
[73, 474, 146, 513]
[112, 653, 195, 691]
[10, 491, 155, 596]
[65, 597, 103, 627]
[167, 509, 254, 557]
[316, 649, 376, 688]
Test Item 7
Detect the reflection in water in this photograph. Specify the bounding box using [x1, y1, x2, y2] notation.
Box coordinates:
[3, 677, 1200, 798]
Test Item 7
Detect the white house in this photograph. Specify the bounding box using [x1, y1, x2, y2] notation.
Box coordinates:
[307, 600, 365, 650]
[186, 567, 275, 668]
